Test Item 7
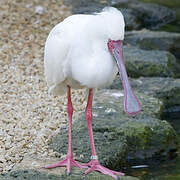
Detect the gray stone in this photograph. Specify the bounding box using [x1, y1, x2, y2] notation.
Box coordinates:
[34, 5, 46, 15]
[64, 2, 141, 30]
[112, 0, 176, 29]
[125, 30, 180, 60]
[0, 170, 61, 180]
[123, 46, 180, 78]
[128, 2, 175, 30]
[0, 157, 139, 180]
[108, 77, 180, 118]
[0, 169, 139, 180]
[110, 0, 135, 7]
[120, 9, 141, 30]
[63, 0, 104, 14]
[64, 0, 175, 30]
[49, 89, 178, 169]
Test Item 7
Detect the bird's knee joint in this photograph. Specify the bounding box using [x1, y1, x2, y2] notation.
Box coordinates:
[67, 105, 73, 114]
[85, 109, 92, 120]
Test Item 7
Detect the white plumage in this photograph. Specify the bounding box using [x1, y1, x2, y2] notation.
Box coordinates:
[44, 7, 141, 179]
[44, 7, 125, 95]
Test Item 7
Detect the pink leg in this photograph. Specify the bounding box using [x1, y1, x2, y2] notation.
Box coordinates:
[45, 85, 87, 174]
[84, 89, 124, 179]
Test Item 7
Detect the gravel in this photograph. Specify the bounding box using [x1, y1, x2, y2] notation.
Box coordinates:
[0, 0, 87, 173]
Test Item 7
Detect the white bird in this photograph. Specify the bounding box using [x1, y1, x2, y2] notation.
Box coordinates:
[44, 7, 141, 179]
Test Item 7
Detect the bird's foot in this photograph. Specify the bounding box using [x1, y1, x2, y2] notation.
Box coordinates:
[45, 155, 88, 175]
[84, 160, 124, 179]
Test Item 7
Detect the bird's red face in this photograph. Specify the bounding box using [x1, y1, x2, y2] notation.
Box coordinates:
[107, 39, 142, 115]
[107, 39, 122, 54]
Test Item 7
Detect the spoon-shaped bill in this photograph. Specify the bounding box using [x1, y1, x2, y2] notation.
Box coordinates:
[108, 40, 142, 115]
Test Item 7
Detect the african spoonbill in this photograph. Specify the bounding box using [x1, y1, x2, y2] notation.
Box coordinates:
[44, 7, 141, 179]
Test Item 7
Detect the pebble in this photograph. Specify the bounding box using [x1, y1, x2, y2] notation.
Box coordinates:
[35, 5, 45, 14]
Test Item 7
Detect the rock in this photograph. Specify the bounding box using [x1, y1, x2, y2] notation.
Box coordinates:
[70, 4, 103, 14]
[64, 0, 175, 30]
[0, 170, 139, 180]
[120, 9, 141, 30]
[133, 78, 180, 119]
[108, 77, 180, 119]
[64, 0, 104, 14]
[128, 2, 176, 30]
[110, 0, 176, 29]
[136, 0, 180, 8]
[0, 170, 61, 180]
[113, 0, 176, 28]
[110, 0, 135, 7]
[0, 157, 139, 180]
[49, 89, 178, 169]
[125, 30, 180, 60]
[34, 5, 46, 15]
[123, 46, 180, 78]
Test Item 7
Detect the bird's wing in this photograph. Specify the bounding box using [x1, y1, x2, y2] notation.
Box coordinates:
[44, 17, 76, 92]
[44, 14, 92, 85]
[44, 33, 67, 85]
[44, 14, 92, 94]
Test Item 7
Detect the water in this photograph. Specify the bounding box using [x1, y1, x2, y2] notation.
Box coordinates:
[124, 117, 180, 180]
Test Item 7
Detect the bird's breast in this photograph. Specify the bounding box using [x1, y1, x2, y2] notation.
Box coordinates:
[70, 49, 118, 88]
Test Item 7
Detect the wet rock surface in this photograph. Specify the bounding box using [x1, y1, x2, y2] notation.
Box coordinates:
[64, 0, 176, 30]
[123, 46, 180, 78]
[118, 9, 141, 30]
[127, 2, 175, 30]
[108, 77, 180, 118]
[0, 170, 139, 180]
[50, 90, 178, 169]
[0, 157, 139, 180]
[125, 30, 180, 60]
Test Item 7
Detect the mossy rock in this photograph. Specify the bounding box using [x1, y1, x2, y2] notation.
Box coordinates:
[125, 30, 180, 60]
[49, 90, 178, 169]
[65, 0, 176, 30]
[139, 0, 180, 8]
[0, 169, 139, 180]
[108, 77, 180, 118]
[123, 46, 180, 78]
